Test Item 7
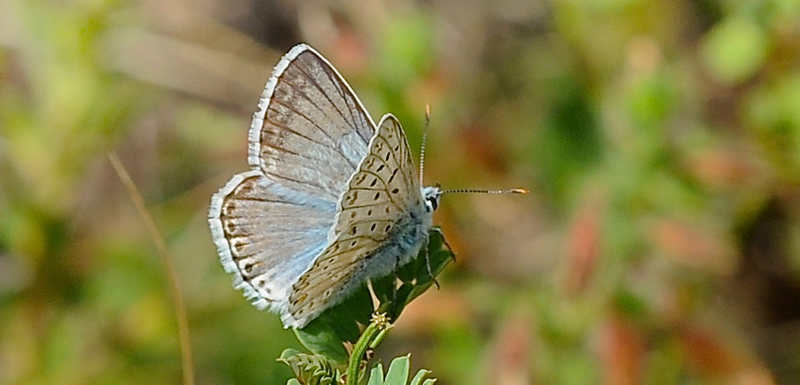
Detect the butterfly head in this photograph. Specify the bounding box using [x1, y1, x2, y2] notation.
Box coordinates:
[422, 186, 442, 213]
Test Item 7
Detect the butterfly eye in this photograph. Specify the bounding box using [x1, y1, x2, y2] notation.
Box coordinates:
[425, 196, 438, 212]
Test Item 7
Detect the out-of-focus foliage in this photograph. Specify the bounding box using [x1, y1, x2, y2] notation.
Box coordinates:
[2, 0, 800, 384]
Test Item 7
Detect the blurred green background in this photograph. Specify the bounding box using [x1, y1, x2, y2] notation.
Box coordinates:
[2, 0, 800, 384]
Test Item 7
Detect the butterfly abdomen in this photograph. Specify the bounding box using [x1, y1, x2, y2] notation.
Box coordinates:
[360, 205, 433, 276]
[313, 205, 433, 318]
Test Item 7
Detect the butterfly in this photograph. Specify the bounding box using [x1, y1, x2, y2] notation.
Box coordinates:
[208, 43, 525, 329]
[208, 43, 443, 329]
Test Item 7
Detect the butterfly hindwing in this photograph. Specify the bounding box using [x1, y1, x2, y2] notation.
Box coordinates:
[209, 171, 335, 313]
[286, 114, 422, 326]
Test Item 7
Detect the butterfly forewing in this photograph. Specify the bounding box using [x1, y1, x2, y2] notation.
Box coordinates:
[286, 114, 422, 326]
[252, 45, 376, 203]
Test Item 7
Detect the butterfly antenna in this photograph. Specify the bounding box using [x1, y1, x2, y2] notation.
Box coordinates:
[440, 188, 530, 195]
[419, 104, 432, 185]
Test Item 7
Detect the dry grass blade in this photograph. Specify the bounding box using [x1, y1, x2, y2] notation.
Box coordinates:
[107, 152, 195, 385]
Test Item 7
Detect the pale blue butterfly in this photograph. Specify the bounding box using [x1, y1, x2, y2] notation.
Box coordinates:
[208, 44, 525, 329]
[208, 44, 443, 329]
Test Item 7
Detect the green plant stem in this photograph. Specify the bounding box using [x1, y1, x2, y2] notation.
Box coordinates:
[346, 313, 391, 385]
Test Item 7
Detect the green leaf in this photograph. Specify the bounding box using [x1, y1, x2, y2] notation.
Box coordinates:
[363, 355, 437, 385]
[409, 369, 432, 385]
[277, 349, 339, 385]
[293, 316, 355, 364]
[368, 362, 385, 385]
[384, 355, 410, 384]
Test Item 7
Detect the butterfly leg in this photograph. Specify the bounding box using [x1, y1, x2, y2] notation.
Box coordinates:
[423, 238, 441, 289]
[392, 257, 400, 304]
[366, 279, 381, 311]
[389, 255, 402, 320]
[431, 227, 456, 261]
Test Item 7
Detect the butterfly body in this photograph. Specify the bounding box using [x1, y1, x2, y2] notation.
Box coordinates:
[284, 184, 436, 327]
[209, 44, 441, 329]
